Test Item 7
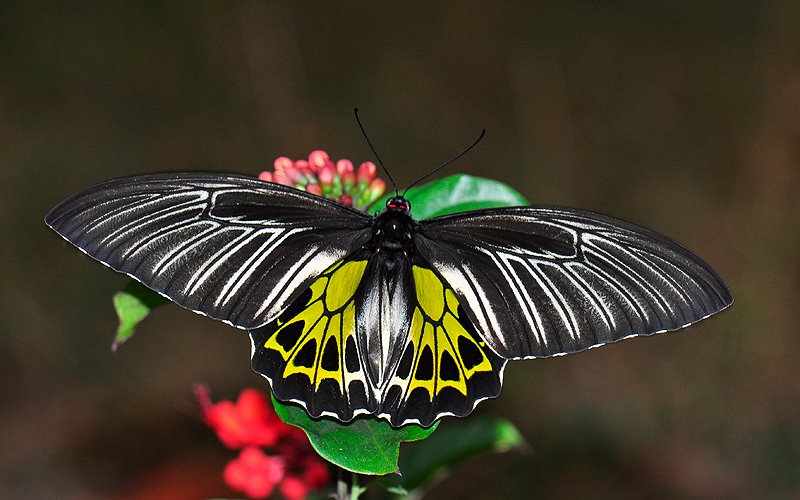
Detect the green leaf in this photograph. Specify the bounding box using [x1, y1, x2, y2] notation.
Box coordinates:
[370, 174, 529, 219]
[388, 416, 526, 492]
[112, 281, 169, 350]
[272, 395, 438, 475]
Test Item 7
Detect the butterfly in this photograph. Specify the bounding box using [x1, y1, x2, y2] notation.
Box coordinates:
[45, 171, 732, 428]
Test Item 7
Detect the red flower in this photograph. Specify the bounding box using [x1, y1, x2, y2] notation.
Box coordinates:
[277, 456, 330, 500]
[259, 150, 386, 210]
[224, 447, 285, 499]
[196, 386, 330, 500]
[278, 475, 308, 500]
[196, 386, 287, 448]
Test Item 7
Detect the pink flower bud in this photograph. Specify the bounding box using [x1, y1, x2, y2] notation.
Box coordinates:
[283, 164, 301, 184]
[318, 163, 335, 187]
[308, 150, 330, 170]
[305, 183, 323, 196]
[357, 162, 377, 184]
[367, 177, 386, 197]
[341, 170, 356, 189]
[336, 159, 354, 176]
[264, 151, 386, 211]
[273, 156, 293, 172]
[273, 171, 292, 186]
[294, 159, 309, 172]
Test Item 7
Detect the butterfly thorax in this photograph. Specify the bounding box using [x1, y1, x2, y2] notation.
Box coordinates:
[368, 195, 415, 251]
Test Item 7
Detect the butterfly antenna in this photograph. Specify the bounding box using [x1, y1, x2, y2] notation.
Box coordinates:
[354, 107, 398, 194]
[402, 128, 486, 196]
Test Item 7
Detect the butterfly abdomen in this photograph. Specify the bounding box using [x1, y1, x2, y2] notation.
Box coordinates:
[353, 203, 428, 397]
[354, 253, 415, 390]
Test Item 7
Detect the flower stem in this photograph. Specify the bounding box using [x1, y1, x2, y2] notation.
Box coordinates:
[335, 467, 366, 500]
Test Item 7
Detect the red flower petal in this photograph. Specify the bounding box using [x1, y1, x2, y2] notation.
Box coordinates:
[302, 457, 330, 488]
[279, 475, 308, 500]
[196, 386, 282, 448]
[198, 387, 332, 497]
[223, 447, 285, 499]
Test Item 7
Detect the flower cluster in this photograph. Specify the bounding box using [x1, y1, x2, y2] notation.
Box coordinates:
[195, 386, 329, 499]
[259, 150, 386, 210]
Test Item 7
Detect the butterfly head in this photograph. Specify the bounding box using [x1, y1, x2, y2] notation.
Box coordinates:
[386, 196, 411, 214]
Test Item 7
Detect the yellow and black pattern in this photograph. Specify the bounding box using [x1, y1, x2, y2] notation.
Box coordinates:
[250, 259, 376, 421]
[380, 266, 505, 426]
[250, 259, 505, 427]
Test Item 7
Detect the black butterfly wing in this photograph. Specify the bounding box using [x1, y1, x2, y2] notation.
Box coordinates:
[45, 173, 372, 329]
[416, 206, 732, 359]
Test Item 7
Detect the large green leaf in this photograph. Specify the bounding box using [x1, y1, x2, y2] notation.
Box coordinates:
[272, 396, 438, 475]
[370, 174, 529, 218]
[111, 281, 168, 350]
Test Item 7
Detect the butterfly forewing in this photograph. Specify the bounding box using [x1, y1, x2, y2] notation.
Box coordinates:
[45, 173, 372, 329]
[417, 206, 733, 359]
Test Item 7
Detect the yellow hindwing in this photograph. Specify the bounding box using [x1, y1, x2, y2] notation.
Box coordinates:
[401, 266, 494, 399]
[263, 260, 368, 391]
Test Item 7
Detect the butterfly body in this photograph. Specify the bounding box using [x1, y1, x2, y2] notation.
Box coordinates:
[46, 173, 732, 427]
[354, 195, 417, 387]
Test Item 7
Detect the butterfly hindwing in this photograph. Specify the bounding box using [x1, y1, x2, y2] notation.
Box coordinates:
[380, 265, 505, 426]
[250, 259, 376, 422]
[250, 258, 505, 427]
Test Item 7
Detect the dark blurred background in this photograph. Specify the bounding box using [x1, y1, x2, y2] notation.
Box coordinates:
[2, 2, 799, 498]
